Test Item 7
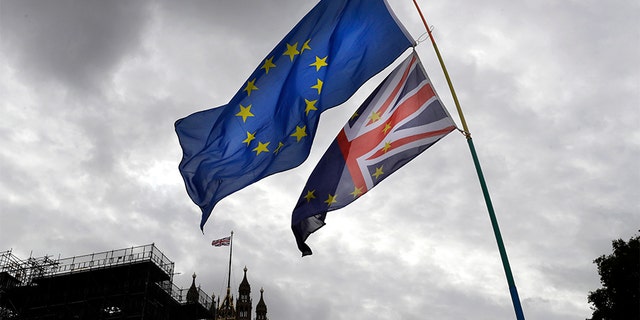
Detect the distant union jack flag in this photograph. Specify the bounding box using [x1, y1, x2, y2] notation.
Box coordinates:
[291, 52, 457, 255]
[211, 236, 231, 247]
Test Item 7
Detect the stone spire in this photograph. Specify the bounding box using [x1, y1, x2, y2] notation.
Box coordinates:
[236, 266, 252, 320]
[256, 287, 268, 320]
[186, 272, 199, 303]
[239, 266, 251, 292]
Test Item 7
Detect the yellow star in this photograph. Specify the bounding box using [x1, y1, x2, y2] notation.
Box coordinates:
[382, 141, 392, 153]
[309, 56, 328, 71]
[244, 79, 258, 96]
[304, 190, 316, 202]
[301, 39, 312, 53]
[368, 111, 381, 123]
[235, 104, 254, 122]
[253, 141, 270, 155]
[274, 141, 284, 154]
[372, 166, 384, 180]
[324, 194, 337, 206]
[304, 99, 318, 115]
[291, 125, 307, 142]
[350, 111, 359, 120]
[261, 56, 276, 74]
[382, 122, 392, 134]
[242, 131, 256, 146]
[311, 79, 323, 94]
[350, 186, 363, 198]
[283, 42, 300, 61]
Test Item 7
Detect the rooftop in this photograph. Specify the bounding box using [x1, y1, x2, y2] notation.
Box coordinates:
[0, 243, 212, 309]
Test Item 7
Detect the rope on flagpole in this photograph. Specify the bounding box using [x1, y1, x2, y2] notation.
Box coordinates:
[411, 1, 526, 319]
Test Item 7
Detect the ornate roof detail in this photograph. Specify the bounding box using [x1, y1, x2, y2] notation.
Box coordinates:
[186, 272, 199, 303]
[256, 287, 267, 313]
[239, 266, 251, 291]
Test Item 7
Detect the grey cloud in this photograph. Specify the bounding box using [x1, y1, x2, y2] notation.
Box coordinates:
[1, 0, 152, 94]
[0, 0, 638, 319]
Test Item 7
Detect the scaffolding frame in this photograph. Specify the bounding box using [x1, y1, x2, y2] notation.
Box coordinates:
[0, 244, 213, 319]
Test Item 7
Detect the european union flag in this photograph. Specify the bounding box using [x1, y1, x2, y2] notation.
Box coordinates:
[175, 0, 414, 230]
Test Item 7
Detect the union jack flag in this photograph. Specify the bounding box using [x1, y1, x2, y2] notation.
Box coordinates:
[211, 236, 231, 247]
[291, 52, 457, 256]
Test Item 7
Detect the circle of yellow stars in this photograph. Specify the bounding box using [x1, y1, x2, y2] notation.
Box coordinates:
[233, 38, 328, 157]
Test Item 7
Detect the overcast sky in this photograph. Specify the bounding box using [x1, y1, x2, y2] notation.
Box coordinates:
[1, 0, 638, 319]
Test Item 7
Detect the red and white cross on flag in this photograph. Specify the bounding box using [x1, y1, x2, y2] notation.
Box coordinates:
[291, 51, 457, 255]
[211, 236, 231, 247]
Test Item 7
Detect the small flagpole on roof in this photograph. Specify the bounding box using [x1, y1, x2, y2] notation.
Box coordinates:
[411, 1, 526, 319]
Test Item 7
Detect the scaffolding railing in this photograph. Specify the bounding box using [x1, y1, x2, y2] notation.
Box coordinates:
[1, 245, 211, 310]
[45, 244, 175, 278]
[0, 244, 175, 286]
[0, 250, 23, 275]
[157, 280, 213, 309]
[0, 249, 26, 287]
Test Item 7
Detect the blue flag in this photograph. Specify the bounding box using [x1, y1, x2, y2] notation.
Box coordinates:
[291, 52, 457, 255]
[175, 0, 414, 229]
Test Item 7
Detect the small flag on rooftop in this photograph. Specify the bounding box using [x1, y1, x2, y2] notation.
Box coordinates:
[211, 236, 231, 247]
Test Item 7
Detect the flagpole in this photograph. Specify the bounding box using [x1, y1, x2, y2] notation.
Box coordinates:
[411, 1, 525, 319]
[227, 231, 234, 291]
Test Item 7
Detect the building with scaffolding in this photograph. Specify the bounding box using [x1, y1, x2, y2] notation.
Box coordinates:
[0, 244, 214, 319]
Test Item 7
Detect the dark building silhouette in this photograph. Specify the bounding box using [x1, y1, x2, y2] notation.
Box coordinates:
[255, 288, 268, 320]
[236, 267, 252, 320]
[0, 244, 269, 320]
[211, 267, 268, 320]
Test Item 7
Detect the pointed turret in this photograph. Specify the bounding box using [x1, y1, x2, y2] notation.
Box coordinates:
[256, 287, 268, 320]
[236, 266, 252, 320]
[239, 266, 251, 292]
[186, 272, 199, 303]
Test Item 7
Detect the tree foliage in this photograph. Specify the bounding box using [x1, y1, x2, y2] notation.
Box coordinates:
[587, 232, 640, 320]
